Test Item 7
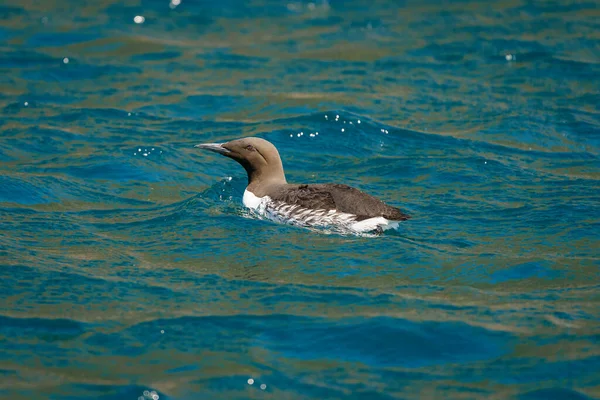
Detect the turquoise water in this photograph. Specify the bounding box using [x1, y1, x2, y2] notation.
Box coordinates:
[1, 0, 599, 398]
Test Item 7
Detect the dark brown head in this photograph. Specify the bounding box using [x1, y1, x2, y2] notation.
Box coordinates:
[195, 137, 287, 190]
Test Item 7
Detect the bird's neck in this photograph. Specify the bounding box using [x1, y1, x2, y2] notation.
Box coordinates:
[246, 167, 287, 197]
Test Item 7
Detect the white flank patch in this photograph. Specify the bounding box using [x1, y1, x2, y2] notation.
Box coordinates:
[351, 217, 400, 232]
[242, 188, 400, 234]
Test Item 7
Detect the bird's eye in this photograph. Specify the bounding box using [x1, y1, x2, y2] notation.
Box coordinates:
[245, 145, 255, 151]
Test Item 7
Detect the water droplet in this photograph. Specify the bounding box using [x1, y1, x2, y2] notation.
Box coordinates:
[357, 120, 361, 124]
[160, 330, 164, 334]
[138, 148, 141, 152]
[290, 134, 293, 137]
[151, 148, 155, 151]
[260, 384, 267, 390]
[134, 153, 137, 156]
[134, 15, 145, 24]
[24, 101, 28, 106]
[143, 153, 148, 157]
[325, 115, 328, 119]
[315, 132, 319, 135]
[505, 54, 514, 61]
[247, 378, 254, 385]
[63, 57, 69, 64]
[128, 112, 131, 116]
[341, 128, 345, 132]
[143, 391, 150, 397]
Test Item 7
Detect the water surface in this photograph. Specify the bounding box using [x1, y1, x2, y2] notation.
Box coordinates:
[1, 0, 599, 399]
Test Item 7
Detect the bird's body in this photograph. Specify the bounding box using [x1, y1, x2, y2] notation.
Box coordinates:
[195, 137, 409, 233]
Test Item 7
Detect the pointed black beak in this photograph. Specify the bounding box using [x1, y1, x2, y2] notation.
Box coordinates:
[194, 142, 231, 155]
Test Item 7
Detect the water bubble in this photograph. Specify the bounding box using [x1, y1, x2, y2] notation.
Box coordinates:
[169, 0, 181, 8]
[290, 134, 293, 137]
[24, 101, 29, 107]
[143, 153, 148, 157]
[260, 384, 267, 390]
[357, 120, 361, 124]
[143, 391, 150, 397]
[297, 133, 301, 137]
[138, 148, 142, 152]
[325, 115, 328, 120]
[134, 153, 137, 156]
[63, 57, 69, 64]
[341, 128, 345, 132]
[505, 54, 514, 61]
[128, 112, 132, 116]
[287, 3, 300, 12]
[247, 378, 254, 385]
[134, 15, 145, 24]
[151, 148, 155, 151]
[160, 330, 164, 334]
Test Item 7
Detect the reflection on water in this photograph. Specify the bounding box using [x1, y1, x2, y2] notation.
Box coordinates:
[1, 0, 599, 398]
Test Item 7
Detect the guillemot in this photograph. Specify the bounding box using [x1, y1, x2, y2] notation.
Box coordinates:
[195, 137, 410, 234]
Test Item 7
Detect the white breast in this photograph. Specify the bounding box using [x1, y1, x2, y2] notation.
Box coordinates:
[242, 189, 268, 210]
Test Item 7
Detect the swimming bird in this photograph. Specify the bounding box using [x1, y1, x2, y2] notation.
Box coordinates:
[195, 137, 409, 234]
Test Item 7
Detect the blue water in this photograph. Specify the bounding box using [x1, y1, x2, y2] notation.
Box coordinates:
[1, 0, 599, 398]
